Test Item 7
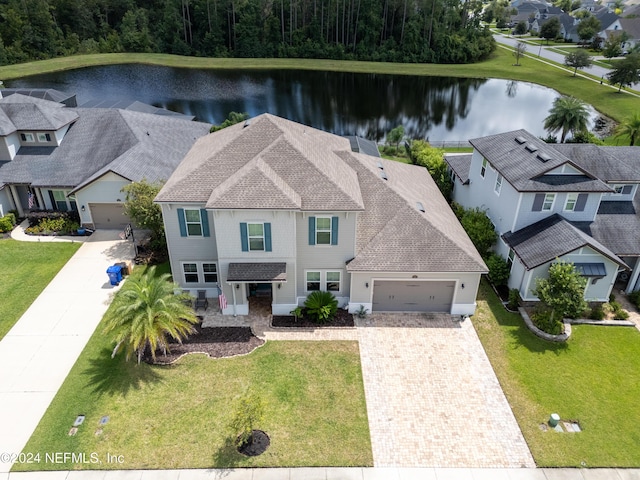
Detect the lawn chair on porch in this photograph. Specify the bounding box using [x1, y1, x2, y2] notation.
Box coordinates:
[195, 290, 209, 311]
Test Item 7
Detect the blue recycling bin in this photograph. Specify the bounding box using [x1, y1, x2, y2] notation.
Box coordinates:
[106, 265, 123, 286]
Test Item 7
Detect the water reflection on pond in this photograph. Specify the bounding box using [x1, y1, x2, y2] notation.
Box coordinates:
[7, 65, 595, 141]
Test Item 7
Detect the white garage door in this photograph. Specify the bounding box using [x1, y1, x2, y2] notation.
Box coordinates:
[372, 281, 455, 312]
[89, 203, 130, 229]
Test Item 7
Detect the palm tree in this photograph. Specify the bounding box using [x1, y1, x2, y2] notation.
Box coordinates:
[104, 266, 198, 364]
[543, 96, 590, 143]
[614, 113, 640, 146]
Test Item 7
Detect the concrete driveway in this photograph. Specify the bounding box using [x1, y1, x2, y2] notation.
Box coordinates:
[0, 231, 135, 473]
[357, 313, 535, 468]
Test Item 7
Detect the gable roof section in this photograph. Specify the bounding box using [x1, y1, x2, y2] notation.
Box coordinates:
[1, 89, 77, 107]
[444, 153, 471, 184]
[551, 143, 640, 182]
[156, 114, 364, 211]
[502, 214, 627, 269]
[469, 129, 612, 192]
[343, 152, 487, 272]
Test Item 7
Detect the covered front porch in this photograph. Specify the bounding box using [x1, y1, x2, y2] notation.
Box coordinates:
[223, 262, 291, 316]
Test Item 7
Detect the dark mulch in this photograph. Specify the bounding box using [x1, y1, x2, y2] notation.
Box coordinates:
[495, 284, 510, 302]
[272, 309, 354, 328]
[238, 430, 270, 456]
[147, 324, 264, 365]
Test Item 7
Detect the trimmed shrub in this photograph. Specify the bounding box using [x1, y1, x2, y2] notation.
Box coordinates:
[0, 216, 13, 233]
[508, 289, 521, 311]
[486, 253, 510, 286]
[4, 212, 16, 226]
[590, 304, 605, 320]
[531, 308, 564, 335]
[609, 300, 622, 313]
[614, 309, 630, 320]
[304, 291, 339, 324]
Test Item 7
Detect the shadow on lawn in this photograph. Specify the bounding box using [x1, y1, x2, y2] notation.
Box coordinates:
[211, 436, 247, 469]
[82, 347, 167, 396]
[480, 281, 569, 355]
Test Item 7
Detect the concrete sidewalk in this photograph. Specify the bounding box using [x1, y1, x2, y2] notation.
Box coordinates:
[0, 231, 135, 474]
[3, 467, 640, 479]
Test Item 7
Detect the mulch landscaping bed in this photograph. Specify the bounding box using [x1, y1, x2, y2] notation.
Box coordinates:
[147, 324, 264, 365]
[271, 309, 355, 328]
[238, 430, 270, 456]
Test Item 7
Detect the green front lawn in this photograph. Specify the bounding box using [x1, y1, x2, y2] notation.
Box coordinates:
[474, 280, 640, 467]
[14, 266, 371, 471]
[0, 239, 80, 340]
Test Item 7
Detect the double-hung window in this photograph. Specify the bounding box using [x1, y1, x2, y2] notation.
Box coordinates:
[542, 193, 555, 211]
[316, 217, 331, 245]
[248, 223, 265, 251]
[203, 263, 218, 283]
[185, 209, 203, 236]
[480, 158, 487, 178]
[183, 263, 199, 283]
[507, 249, 515, 269]
[305, 271, 341, 292]
[182, 262, 218, 284]
[564, 193, 578, 211]
[20, 133, 34, 142]
[37, 133, 51, 142]
[494, 174, 503, 195]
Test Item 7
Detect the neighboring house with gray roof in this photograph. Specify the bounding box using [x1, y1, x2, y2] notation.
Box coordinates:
[445, 129, 640, 302]
[0, 95, 210, 229]
[156, 113, 487, 316]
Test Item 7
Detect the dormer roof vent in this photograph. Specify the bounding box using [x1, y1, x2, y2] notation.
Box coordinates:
[537, 152, 552, 162]
[416, 202, 425, 212]
[515, 136, 527, 144]
[525, 144, 538, 153]
[380, 171, 388, 181]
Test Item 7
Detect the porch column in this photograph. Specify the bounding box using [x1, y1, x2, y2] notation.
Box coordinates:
[35, 188, 45, 210]
[8, 185, 23, 217]
[231, 283, 237, 317]
[626, 259, 640, 294]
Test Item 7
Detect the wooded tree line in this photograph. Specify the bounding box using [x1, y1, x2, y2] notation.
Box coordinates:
[0, 0, 495, 65]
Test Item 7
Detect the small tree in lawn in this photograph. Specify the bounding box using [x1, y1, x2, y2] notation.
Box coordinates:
[564, 49, 592, 76]
[602, 35, 623, 59]
[532, 261, 587, 323]
[514, 21, 527, 35]
[540, 17, 560, 44]
[607, 53, 640, 92]
[576, 15, 601, 45]
[387, 125, 405, 153]
[230, 390, 266, 449]
[513, 41, 527, 66]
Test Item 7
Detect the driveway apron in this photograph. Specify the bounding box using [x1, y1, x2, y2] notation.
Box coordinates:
[357, 313, 535, 468]
[0, 231, 134, 473]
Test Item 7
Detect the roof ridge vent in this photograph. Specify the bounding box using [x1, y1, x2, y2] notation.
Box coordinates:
[537, 152, 552, 162]
[380, 171, 388, 181]
[416, 202, 425, 212]
[525, 144, 538, 153]
[515, 136, 527, 144]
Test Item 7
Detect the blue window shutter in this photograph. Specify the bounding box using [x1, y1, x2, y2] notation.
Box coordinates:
[264, 223, 272, 252]
[200, 209, 210, 237]
[240, 223, 248, 251]
[308, 216, 316, 245]
[177, 208, 187, 237]
[331, 216, 339, 245]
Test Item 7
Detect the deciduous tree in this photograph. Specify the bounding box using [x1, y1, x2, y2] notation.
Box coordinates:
[564, 49, 592, 76]
[607, 53, 640, 92]
[513, 40, 527, 65]
[122, 179, 166, 248]
[532, 261, 587, 322]
[540, 17, 560, 43]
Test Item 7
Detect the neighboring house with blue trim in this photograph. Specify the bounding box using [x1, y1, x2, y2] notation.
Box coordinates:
[446, 130, 640, 302]
[156, 113, 487, 316]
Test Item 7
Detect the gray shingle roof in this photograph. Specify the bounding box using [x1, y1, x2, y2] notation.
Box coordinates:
[445, 154, 471, 184]
[0, 94, 78, 135]
[1, 88, 77, 107]
[159, 114, 487, 274]
[469, 130, 612, 192]
[227, 262, 287, 282]
[0, 102, 209, 190]
[156, 114, 364, 211]
[346, 136, 381, 158]
[551, 144, 640, 182]
[502, 214, 627, 269]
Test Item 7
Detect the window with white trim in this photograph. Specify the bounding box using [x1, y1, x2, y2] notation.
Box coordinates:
[480, 158, 487, 178]
[564, 193, 578, 211]
[494, 174, 503, 195]
[20, 133, 34, 142]
[248, 223, 265, 251]
[182, 262, 218, 284]
[305, 270, 342, 292]
[542, 193, 555, 211]
[507, 249, 515, 269]
[315, 217, 331, 245]
[185, 209, 203, 236]
[37, 132, 51, 142]
[183, 263, 199, 283]
[306, 271, 321, 291]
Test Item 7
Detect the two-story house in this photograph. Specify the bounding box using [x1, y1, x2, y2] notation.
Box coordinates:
[446, 129, 640, 302]
[155, 113, 487, 316]
[0, 93, 210, 228]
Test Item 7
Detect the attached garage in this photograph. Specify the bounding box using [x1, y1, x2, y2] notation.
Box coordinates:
[372, 280, 455, 312]
[89, 203, 130, 229]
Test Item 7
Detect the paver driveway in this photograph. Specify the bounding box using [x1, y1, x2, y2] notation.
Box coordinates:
[357, 313, 535, 468]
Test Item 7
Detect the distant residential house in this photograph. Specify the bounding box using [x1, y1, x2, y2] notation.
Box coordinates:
[446, 130, 640, 302]
[0, 93, 210, 229]
[559, 13, 581, 41]
[156, 114, 487, 316]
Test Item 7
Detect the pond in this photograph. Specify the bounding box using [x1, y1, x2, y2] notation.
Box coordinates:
[6, 65, 595, 141]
